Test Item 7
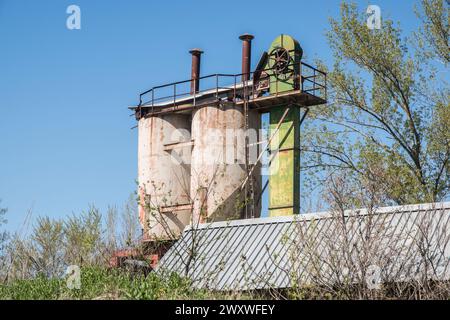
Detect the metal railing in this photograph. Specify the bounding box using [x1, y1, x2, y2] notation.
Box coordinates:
[137, 61, 326, 112]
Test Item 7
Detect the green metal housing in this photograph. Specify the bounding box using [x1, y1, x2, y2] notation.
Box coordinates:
[267, 35, 303, 216]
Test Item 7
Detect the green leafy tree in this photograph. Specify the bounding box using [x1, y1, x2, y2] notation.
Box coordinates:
[64, 206, 104, 266]
[415, 0, 449, 64]
[30, 217, 65, 278]
[303, 1, 449, 205]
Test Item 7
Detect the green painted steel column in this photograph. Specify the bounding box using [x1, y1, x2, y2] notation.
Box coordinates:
[266, 35, 302, 216]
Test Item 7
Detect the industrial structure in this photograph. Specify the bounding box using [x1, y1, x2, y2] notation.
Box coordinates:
[130, 34, 326, 243]
[125, 34, 450, 290]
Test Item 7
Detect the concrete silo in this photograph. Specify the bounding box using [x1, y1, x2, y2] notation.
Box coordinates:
[190, 104, 261, 223]
[190, 35, 261, 223]
[138, 113, 192, 240]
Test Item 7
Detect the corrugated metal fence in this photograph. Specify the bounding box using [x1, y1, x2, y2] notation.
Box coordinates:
[156, 202, 450, 291]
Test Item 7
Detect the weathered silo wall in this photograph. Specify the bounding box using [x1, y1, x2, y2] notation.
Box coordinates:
[138, 113, 192, 240]
[190, 104, 261, 224]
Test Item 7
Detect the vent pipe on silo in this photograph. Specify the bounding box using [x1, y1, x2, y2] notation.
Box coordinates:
[239, 34, 254, 82]
[189, 48, 203, 95]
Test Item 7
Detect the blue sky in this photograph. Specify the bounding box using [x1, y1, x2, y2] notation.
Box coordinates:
[0, 0, 422, 232]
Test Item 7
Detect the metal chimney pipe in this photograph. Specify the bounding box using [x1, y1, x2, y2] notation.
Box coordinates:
[189, 48, 203, 95]
[239, 34, 254, 82]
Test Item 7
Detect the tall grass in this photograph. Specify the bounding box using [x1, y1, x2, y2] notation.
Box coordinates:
[0, 267, 213, 300]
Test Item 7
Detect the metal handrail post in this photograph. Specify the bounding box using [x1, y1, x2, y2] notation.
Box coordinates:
[152, 90, 154, 114]
[216, 74, 219, 100]
[234, 76, 236, 103]
[173, 84, 176, 107]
